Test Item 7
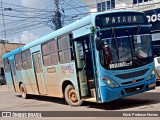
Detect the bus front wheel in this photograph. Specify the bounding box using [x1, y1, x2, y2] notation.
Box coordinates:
[64, 85, 82, 106]
[20, 84, 28, 99]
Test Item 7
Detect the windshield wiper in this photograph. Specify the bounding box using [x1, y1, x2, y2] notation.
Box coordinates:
[136, 25, 141, 35]
[111, 27, 119, 59]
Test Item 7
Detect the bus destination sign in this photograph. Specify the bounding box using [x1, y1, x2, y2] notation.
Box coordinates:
[96, 12, 148, 28]
[105, 16, 137, 25]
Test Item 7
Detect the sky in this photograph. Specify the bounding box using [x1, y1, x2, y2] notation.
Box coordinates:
[0, 0, 88, 44]
[0, 0, 53, 44]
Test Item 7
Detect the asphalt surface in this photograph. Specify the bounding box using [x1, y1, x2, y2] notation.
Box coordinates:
[0, 82, 160, 120]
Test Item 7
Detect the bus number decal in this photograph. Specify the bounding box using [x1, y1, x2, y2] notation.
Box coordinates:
[109, 61, 132, 69]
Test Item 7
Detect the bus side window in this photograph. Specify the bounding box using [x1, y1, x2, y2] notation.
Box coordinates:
[15, 53, 22, 71]
[58, 34, 74, 63]
[42, 40, 58, 66]
[21, 50, 32, 70]
[3, 58, 10, 73]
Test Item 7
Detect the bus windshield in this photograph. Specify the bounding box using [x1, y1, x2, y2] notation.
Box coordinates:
[100, 34, 153, 70]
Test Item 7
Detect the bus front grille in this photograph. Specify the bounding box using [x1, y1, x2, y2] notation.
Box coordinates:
[115, 68, 149, 79]
[121, 78, 145, 85]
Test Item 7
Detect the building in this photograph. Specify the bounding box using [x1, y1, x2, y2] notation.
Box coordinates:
[0, 40, 24, 77]
[81, 0, 156, 12]
[81, 0, 115, 12]
[81, 0, 160, 56]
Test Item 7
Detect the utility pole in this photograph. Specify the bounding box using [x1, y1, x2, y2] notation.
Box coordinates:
[53, 0, 62, 30]
[0, 0, 7, 40]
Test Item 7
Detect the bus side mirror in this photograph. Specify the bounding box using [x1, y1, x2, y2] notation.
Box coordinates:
[96, 37, 102, 51]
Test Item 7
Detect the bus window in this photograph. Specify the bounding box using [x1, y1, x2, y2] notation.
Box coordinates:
[49, 40, 58, 65]
[42, 40, 58, 66]
[22, 50, 32, 70]
[15, 53, 22, 71]
[3, 58, 10, 73]
[58, 35, 74, 63]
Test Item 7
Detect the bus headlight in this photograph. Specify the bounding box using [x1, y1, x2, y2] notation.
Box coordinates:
[147, 70, 155, 80]
[102, 77, 119, 88]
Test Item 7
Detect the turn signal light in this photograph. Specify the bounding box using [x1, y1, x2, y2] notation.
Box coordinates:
[102, 77, 107, 81]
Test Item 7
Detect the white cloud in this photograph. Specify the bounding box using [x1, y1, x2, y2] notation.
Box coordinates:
[20, 0, 51, 16]
[13, 31, 38, 44]
[21, 0, 51, 9]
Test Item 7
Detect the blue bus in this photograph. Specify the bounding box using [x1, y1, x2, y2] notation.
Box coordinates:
[2, 10, 156, 106]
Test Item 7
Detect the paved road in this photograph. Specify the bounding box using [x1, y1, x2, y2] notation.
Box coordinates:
[0, 83, 160, 120]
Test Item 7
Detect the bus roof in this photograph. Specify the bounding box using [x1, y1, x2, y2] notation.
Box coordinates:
[2, 10, 144, 59]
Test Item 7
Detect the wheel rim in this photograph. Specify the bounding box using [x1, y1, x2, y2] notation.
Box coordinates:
[68, 88, 78, 103]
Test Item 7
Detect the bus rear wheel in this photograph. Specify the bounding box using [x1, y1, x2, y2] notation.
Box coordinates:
[20, 84, 28, 99]
[64, 85, 82, 106]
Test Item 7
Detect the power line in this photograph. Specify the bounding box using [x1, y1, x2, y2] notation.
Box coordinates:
[62, 0, 83, 14]
[0, 0, 90, 40]
[1, 0, 7, 40]
[2, 2, 50, 11]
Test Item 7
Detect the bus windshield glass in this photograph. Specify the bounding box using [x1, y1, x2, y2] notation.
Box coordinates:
[100, 34, 153, 70]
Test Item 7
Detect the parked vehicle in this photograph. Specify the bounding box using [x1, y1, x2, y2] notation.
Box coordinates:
[0, 68, 6, 85]
[154, 57, 160, 81]
[0, 76, 6, 85]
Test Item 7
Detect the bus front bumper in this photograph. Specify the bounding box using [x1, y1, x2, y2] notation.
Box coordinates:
[100, 76, 156, 103]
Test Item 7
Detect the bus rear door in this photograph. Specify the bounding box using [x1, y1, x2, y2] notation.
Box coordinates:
[32, 52, 47, 95]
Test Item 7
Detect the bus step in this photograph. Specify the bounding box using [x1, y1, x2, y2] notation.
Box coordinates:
[90, 88, 96, 98]
[84, 98, 96, 102]
[88, 79, 95, 89]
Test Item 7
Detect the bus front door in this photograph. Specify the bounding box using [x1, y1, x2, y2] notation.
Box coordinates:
[33, 52, 47, 95]
[10, 61, 19, 92]
[74, 37, 94, 98]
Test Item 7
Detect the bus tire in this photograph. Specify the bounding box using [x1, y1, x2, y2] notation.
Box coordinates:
[64, 85, 83, 106]
[64, 85, 82, 106]
[20, 84, 28, 99]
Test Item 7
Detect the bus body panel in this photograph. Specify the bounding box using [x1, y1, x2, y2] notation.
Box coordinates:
[20, 69, 38, 95]
[72, 24, 92, 39]
[3, 48, 23, 92]
[98, 61, 154, 86]
[100, 76, 156, 102]
[98, 62, 156, 102]
[8, 56, 20, 92]
[43, 62, 78, 98]
[4, 72, 14, 90]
